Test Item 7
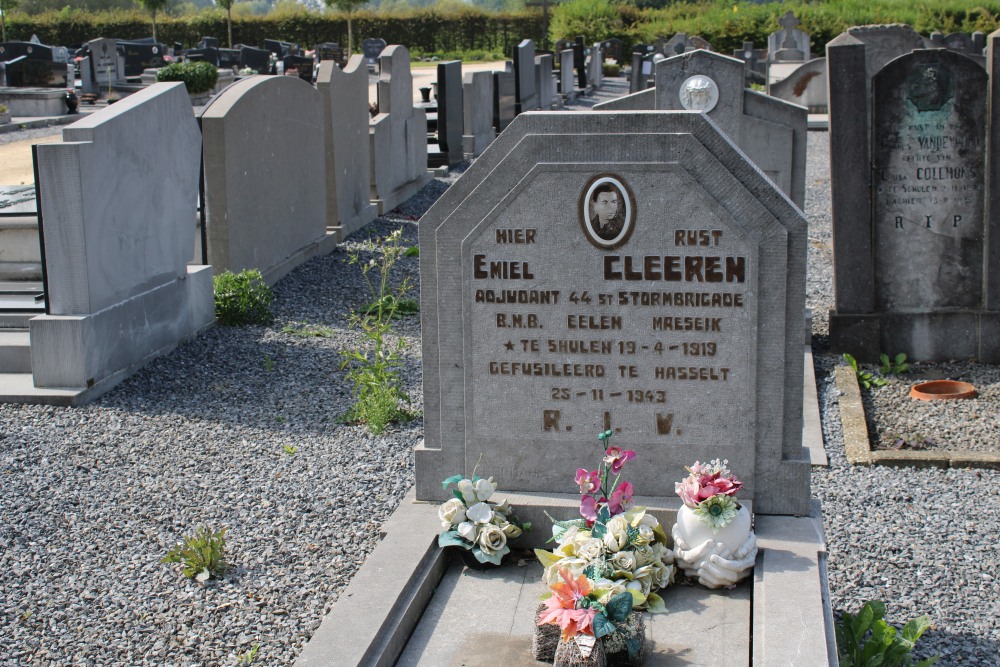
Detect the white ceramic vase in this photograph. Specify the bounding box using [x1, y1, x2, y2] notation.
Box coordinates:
[672, 503, 754, 587]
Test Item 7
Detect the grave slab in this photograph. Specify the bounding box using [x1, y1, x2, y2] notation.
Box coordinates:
[463, 70, 494, 158]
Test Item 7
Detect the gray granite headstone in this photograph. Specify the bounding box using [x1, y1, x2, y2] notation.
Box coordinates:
[432, 60, 464, 166]
[85, 38, 123, 90]
[493, 70, 516, 132]
[535, 53, 553, 110]
[829, 37, 1000, 362]
[513, 39, 537, 113]
[559, 49, 574, 96]
[463, 70, 494, 158]
[416, 111, 810, 516]
[595, 50, 807, 209]
[768, 11, 811, 62]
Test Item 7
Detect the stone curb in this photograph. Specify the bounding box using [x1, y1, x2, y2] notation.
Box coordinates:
[834, 364, 1000, 469]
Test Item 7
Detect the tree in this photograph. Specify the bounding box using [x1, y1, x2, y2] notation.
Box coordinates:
[216, 0, 237, 48]
[324, 0, 367, 55]
[0, 0, 19, 43]
[136, 0, 169, 43]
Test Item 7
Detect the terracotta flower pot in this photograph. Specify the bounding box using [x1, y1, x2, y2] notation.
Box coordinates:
[909, 380, 977, 401]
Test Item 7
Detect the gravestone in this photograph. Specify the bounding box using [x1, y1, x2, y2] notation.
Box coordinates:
[595, 50, 807, 209]
[84, 38, 123, 94]
[362, 38, 387, 65]
[415, 110, 810, 516]
[573, 35, 587, 90]
[827, 30, 1000, 362]
[219, 48, 240, 68]
[769, 57, 828, 113]
[629, 44, 655, 94]
[186, 47, 220, 67]
[588, 42, 603, 89]
[512, 39, 537, 113]
[658, 33, 712, 56]
[600, 38, 624, 64]
[201, 75, 335, 282]
[284, 53, 314, 81]
[198, 36, 219, 49]
[316, 42, 346, 66]
[534, 53, 553, 110]
[264, 39, 297, 58]
[3, 57, 68, 88]
[559, 49, 574, 97]
[120, 41, 166, 77]
[31, 83, 213, 391]
[462, 70, 494, 158]
[733, 40, 768, 87]
[429, 60, 463, 166]
[239, 46, 270, 73]
[317, 55, 377, 240]
[0, 41, 53, 62]
[493, 70, 516, 132]
[369, 45, 431, 214]
[930, 31, 987, 67]
[769, 11, 810, 62]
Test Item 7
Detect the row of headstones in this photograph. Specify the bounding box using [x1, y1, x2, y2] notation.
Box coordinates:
[431, 37, 607, 166]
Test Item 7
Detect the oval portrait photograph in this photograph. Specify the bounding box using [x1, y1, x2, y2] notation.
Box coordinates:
[579, 174, 636, 249]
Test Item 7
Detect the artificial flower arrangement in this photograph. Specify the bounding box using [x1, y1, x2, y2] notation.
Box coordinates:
[437, 474, 530, 565]
[533, 431, 674, 665]
[674, 459, 744, 531]
[672, 459, 757, 589]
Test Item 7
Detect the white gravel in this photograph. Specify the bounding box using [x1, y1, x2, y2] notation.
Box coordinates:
[0, 114, 997, 667]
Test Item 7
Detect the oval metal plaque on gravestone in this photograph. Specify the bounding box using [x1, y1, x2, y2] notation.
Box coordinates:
[362, 38, 387, 64]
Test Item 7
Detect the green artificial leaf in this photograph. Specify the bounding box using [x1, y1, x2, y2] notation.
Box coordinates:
[438, 531, 471, 549]
[472, 475, 481, 483]
[534, 549, 562, 570]
[475, 545, 507, 565]
[592, 613, 616, 639]
[645, 592, 667, 613]
[604, 591, 633, 623]
[626, 589, 647, 608]
[591, 522, 607, 539]
[597, 506, 611, 524]
[452, 489, 466, 502]
[403, 246, 419, 257]
[583, 564, 599, 580]
[441, 474, 464, 490]
[624, 637, 641, 659]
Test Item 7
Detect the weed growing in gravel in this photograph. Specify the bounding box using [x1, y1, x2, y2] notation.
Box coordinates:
[887, 433, 935, 450]
[836, 600, 939, 666]
[843, 353, 888, 390]
[237, 642, 260, 665]
[283, 444, 297, 455]
[263, 355, 275, 372]
[161, 526, 229, 582]
[214, 269, 274, 326]
[340, 229, 419, 434]
[280, 323, 334, 338]
[879, 352, 910, 376]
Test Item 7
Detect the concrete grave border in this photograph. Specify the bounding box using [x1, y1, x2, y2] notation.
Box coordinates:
[835, 365, 1000, 469]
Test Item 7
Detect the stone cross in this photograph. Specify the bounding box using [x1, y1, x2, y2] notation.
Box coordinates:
[779, 12, 801, 50]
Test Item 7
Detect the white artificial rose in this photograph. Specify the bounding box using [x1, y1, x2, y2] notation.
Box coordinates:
[631, 565, 655, 595]
[478, 524, 507, 555]
[466, 502, 494, 524]
[576, 538, 604, 562]
[438, 498, 467, 528]
[607, 515, 629, 539]
[636, 513, 660, 529]
[611, 551, 637, 572]
[556, 526, 580, 548]
[502, 522, 522, 539]
[474, 477, 496, 502]
[493, 499, 513, 517]
[652, 542, 674, 564]
[603, 532, 622, 553]
[633, 525, 655, 547]
[457, 521, 478, 542]
[545, 558, 587, 585]
[633, 545, 654, 567]
[593, 578, 626, 603]
[457, 479, 477, 505]
[651, 561, 676, 589]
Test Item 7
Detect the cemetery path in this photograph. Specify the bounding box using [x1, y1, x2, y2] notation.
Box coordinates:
[0, 132, 61, 185]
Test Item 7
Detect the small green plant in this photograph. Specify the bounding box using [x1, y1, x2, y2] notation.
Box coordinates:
[836, 600, 939, 667]
[283, 444, 297, 455]
[263, 355, 275, 372]
[0, 104, 9, 114]
[274, 414, 285, 423]
[237, 642, 260, 665]
[161, 526, 229, 582]
[879, 352, 910, 376]
[602, 62, 621, 77]
[843, 353, 888, 390]
[340, 228, 418, 434]
[749, 82, 766, 92]
[156, 60, 219, 94]
[214, 269, 274, 326]
[359, 295, 419, 319]
[280, 323, 334, 338]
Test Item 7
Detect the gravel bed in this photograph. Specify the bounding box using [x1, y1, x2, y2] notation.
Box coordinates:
[0, 126, 63, 146]
[1, 108, 998, 666]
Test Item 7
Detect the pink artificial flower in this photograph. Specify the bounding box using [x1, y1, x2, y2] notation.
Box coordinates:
[537, 568, 598, 640]
[608, 480, 634, 514]
[604, 446, 636, 474]
[675, 475, 702, 508]
[575, 468, 600, 494]
[579, 494, 599, 522]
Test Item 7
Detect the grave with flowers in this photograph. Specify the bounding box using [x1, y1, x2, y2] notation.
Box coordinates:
[295, 111, 835, 666]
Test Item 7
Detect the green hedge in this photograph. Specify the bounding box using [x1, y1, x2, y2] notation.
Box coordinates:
[5, 8, 544, 52]
[8, 1, 1000, 58]
[156, 60, 219, 93]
